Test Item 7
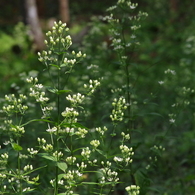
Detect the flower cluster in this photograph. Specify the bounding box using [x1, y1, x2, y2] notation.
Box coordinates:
[27, 148, 38, 156]
[0, 152, 8, 166]
[81, 147, 91, 160]
[95, 126, 108, 136]
[104, 0, 148, 54]
[99, 161, 119, 184]
[46, 126, 57, 134]
[90, 140, 100, 149]
[43, 144, 53, 152]
[110, 97, 127, 123]
[146, 145, 166, 170]
[27, 78, 49, 104]
[182, 86, 192, 95]
[59, 127, 74, 135]
[76, 162, 87, 171]
[66, 156, 76, 165]
[184, 35, 195, 54]
[62, 50, 86, 69]
[38, 21, 71, 61]
[0, 167, 38, 194]
[150, 145, 165, 160]
[117, 0, 138, 8]
[37, 137, 53, 152]
[62, 170, 83, 189]
[66, 93, 85, 107]
[113, 145, 134, 165]
[61, 107, 79, 123]
[168, 113, 176, 124]
[84, 79, 100, 95]
[75, 127, 88, 138]
[121, 132, 130, 141]
[27, 77, 53, 118]
[37, 137, 46, 145]
[164, 69, 176, 75]
[53, 151, 63, 159]
[37, 21, 86, 72]
[3, 94, 28, 116]
[9, 125, 25, 137]
[23, 164, 33, 172]
[125, 185, 140, 195]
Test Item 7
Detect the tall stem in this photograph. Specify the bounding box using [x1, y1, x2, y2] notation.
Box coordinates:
[121, 26, 132, 134]
[54, 58, 61, 194]
[121, 21, 137, 185]
[125, 62, 131, 133]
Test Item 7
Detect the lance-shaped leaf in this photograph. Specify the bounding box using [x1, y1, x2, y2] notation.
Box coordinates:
[11, 143, 23, 151]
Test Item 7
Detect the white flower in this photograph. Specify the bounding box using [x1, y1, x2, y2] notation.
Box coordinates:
[46, 127, 57, 133]
[169, 118, 175, 123]
[158, 81, 164, 85]
[114, 156, 123, 162]
[90, 140, 100, 148]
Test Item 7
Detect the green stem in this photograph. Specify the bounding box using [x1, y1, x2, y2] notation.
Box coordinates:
[121, 25, 132, 134]
[55, 69, 61, 194]
[17, 151, 23, 194]
[125, 62, 132, 132]
[120, 21, 137, 185]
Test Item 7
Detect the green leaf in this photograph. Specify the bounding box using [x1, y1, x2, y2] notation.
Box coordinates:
[6, 165, 47, 178]
[57, 162, 67, 172]
[60, 64, 67, 67]
[11, 143, 23, 151]
[57, 193, 79, 195]
[56, 90, 71, 95]
[72, 147, 85, 153]
[60, 122, 89, 129]
[96, 149, 107, 158]
[47, 87, 58, 94]
[57, 193, 67, 195]
[50, 64, 60, 69]
[81, 181, 118, 186]
[54, 51, 66, 55]
[26, 180, 38, 185]
[134, 170, 151, 194]
[38, 153, 57, 162]
[81, 182, 99, 185]
[58, 173, 66, 180]
[22, 119, 53, 127]
[148, 112, 163, 118]
[23, 165, 47, 176]
[32, 174, 40, 182]
[46, 86, 71, 95]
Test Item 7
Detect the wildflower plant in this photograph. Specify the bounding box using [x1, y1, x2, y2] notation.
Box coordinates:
[0, 1, 161, 195]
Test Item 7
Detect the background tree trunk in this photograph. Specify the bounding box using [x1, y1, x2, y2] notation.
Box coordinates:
[169, 0, 178, 22]
[25, 0, 45, 50]
[59, 0, 70, 24]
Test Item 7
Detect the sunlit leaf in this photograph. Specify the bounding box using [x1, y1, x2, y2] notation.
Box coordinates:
[38, 153, 57, 162]
[47, 87, 58, 94]
[57, 162, 67, 172]
[11, 143, 23, 151]
[56, 90, 71, 95]
[22, 119, 53, 127]
[50, 64, 60, 69]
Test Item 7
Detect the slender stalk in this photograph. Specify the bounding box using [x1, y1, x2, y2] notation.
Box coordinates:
[121, 18, 137, 186]
[17, 151, 22, 194]
[54, 64, 61, 195]
[121, 24, 133, 134]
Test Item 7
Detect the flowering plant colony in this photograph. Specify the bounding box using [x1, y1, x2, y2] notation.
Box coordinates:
[0, 1, 169, 195]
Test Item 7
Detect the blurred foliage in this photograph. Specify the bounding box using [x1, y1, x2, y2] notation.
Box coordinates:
[0, 22, 41, 95]
[0, 0, 195, 194]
